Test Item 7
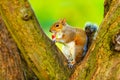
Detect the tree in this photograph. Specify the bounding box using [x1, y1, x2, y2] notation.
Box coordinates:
[0, 11, 39, 80]
[0, 14, 24, 80]
[0, 0, 120, 80]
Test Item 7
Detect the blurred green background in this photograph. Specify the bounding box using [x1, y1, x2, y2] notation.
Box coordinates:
[29, 0, 104, 37]
[29, 0, 104, 48]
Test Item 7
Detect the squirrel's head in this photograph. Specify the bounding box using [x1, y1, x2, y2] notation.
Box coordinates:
[49, 19, 66, 33]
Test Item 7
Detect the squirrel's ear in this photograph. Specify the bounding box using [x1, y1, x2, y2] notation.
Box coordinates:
[59, 18, 66, 25]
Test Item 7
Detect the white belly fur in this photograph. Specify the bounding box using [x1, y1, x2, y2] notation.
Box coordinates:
[62, 41, 75, 62]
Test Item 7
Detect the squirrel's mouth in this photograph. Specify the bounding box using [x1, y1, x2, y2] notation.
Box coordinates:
[49, 30, 57, 34]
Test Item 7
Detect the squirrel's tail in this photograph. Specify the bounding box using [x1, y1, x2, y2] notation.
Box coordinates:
[82, 22, 98, 57]
[85, 22, 98, 49]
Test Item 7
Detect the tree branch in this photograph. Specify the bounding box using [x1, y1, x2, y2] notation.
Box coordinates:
[0, 0, 70, 80]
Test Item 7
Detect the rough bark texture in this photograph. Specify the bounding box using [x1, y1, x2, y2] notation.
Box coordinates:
[0, 0, 70, 80]
[70, 0, 120, 80]
[104, 0, 112, 16]
[0, 13, 38, 80]
[0, 14, 24, 80]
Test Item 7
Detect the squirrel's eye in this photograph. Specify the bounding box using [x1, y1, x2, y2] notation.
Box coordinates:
[56, 24, 59, 27]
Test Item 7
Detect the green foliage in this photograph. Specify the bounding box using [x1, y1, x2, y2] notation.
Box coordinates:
[29, 0, 104, 37]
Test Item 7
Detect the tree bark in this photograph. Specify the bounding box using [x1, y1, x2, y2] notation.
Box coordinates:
[0, 14, 24, 80]
[104, 0, 112, 16]
[0, 0, 70, 80]
[0, 13, 39, 80]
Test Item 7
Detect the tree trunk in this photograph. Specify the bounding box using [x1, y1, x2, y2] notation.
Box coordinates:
[0, 0, 70, 80]
[0, 0, 120, 80]
[0, 14, 24, 80]
[0, 13, 39, 80]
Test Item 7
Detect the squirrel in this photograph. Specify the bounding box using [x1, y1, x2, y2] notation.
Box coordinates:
[49, 19, 97, 68]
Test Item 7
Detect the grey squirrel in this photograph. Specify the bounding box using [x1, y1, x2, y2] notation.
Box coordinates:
[49, 19, 97, 68]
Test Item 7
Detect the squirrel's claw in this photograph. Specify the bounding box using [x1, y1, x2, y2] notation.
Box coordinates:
[68, 63, 74, 68]
[68, 60, 75, 68]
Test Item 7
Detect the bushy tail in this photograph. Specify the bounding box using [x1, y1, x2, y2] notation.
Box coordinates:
[85, 22, 98, 49]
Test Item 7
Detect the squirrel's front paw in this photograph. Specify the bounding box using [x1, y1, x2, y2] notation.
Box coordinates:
[68, 61, 75, 68]
[52, 39, 56, 42]
[68, 63, 74, 68]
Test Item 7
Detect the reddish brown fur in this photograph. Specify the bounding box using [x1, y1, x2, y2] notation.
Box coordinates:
[49, 19, 87, 64]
